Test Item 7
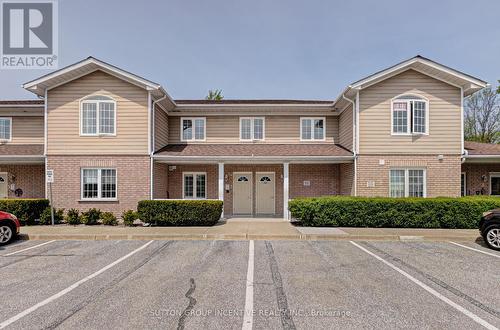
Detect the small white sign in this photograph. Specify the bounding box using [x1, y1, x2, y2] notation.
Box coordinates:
[46, 169, 54, 183]
[366, 180, 375, 188]
[303, 180, 311, 187]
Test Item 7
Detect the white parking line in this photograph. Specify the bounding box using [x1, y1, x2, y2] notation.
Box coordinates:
[350, 241, 499, 330]
[242, 240, 254, 330]
[449, 242, 500, 259]
[2, 240, 56, 257]
[0, 240, 154, 329]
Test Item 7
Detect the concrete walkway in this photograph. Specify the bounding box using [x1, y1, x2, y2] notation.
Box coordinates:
[19, 220, 482, 242]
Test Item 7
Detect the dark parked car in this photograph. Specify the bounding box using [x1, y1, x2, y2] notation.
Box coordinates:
[480, 209, 500, 251]
[0, 211, 20, 245]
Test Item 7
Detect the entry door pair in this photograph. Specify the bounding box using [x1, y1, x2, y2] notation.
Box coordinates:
[233, 172, 275, 215]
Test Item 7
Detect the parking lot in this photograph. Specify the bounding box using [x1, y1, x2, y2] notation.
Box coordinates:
[0, 239, 499, 330]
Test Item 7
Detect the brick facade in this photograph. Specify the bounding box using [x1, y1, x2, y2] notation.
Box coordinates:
[0, 164, 45, 198]
[159, 163, 352, 217]
[166, 164, 218, 199]
[356, 155, 462, 197]
[289, 164, 339, 198]
[153, 162, 169, 199]
[461, 163, 500, 196]
[46, 155, 150, 216]
[339, 162, 354, 195]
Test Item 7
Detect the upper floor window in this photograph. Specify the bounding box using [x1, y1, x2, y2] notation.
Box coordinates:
[240, 117, 264, 141]
[391, 95, 428, 135]
[0, 118, 12, 141]
[80, 95, 116, 136]
[301, 117, 325, 141]
[181, 117, 205, 141]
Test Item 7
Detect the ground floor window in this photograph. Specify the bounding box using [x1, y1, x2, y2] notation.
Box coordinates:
[491, 173, 500, 196]
[389, 168, 426, 197]
[461, 172, 466, 196]
[81, 168, 117, 200]
[183, 172, 206, 199]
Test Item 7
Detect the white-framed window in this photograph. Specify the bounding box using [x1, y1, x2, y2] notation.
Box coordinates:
[183, 172, 206, 199]
[181, 117, 206, 141]
[300, 117, 325, 141]
[0, 117, 12, 141]
[81, 168, 117, 200]
[389, 168, 426, 197]
[240, 117, 265, 141]
[461, 172, 466, 197]
[80, 95, 116, 136]
[391, 95, 428, 135]
[490, 172, 500, 196]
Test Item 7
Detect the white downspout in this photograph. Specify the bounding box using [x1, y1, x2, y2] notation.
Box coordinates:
[44, 89, 48, 199]
[342, 90, 357, 196]
[460, 87, 464, 156]
[149, 94, 167, 200]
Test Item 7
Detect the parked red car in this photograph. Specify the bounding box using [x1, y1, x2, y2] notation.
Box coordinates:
[0, 211, 20, 245]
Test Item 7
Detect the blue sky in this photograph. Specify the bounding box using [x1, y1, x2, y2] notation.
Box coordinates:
[1, 0, 499, 100]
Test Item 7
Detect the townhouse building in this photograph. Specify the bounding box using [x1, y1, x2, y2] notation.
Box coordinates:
[0, 55, 498, 219]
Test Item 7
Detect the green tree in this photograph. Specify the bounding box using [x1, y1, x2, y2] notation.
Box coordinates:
[464, 87, 499, 143]
[497, 80, 500, 94]
[206, 89, 223, 101]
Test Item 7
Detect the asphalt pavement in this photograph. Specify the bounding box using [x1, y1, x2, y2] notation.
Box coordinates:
[0, 239, 499, 329]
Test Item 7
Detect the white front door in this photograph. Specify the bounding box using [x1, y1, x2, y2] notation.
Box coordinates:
[0, 173, 7, 198]
[256, 172, 275, 215]
[233, 172, 252, 215]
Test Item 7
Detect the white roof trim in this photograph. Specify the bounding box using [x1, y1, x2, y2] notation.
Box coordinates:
[350, 57, 487, 89]
[23, 57, 161, 90]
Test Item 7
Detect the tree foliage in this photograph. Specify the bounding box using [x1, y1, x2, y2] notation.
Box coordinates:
[464, 87, 499, 143]
[205, 89, 223, 101]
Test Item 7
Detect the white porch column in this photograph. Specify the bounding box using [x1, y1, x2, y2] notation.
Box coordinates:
[283, 162, 289, 220]
[218, 162, 224, 218]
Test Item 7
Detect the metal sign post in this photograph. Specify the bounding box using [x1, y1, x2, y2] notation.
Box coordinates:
[46, 170, 55, 226]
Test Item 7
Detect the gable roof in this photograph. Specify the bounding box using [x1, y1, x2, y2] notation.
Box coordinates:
[23, 57, 176, 109]
[333, 55, 488, 110]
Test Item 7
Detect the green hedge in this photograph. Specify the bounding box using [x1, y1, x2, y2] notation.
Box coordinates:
[0, 199, 50, 225]
[288, 196, 500, 228]
[137, 200, 223, 226]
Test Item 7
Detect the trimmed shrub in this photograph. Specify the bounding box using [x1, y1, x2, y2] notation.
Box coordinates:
[39, 207, 64, 225]
[122, 210, 137, 227]
[81, 208, 102, 225]
[101, 212, 118, 226]
[65, 209, 81, 225]
[288, 196, 500, 229]
[0, 199, 49, 225]
[137, 200, 223, 226]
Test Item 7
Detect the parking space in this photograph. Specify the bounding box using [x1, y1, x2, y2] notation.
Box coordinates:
[0, 239, 499, 329]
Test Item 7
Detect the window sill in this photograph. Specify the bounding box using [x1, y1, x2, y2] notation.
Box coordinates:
[391, 133, 428, 136]
[78, 199, 119, 203]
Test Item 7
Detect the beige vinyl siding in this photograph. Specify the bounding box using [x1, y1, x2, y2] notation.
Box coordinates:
[9, 116, 44, 144]
[47, 70, 149, 155]
[168, 115, 339, 144]
[359, 69, 461, 154]
[154, 105, 168, 151]
[338, 105, 353, 150]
